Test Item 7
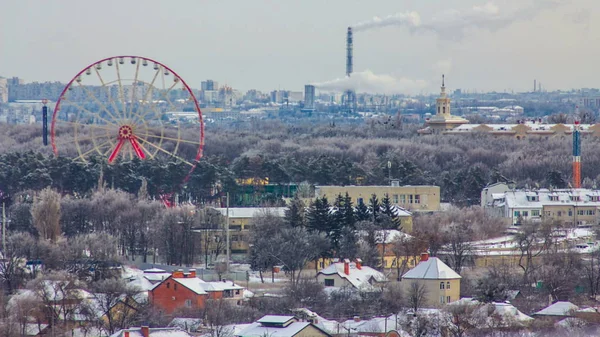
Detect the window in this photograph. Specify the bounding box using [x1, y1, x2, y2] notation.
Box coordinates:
[447, 296, 451, 303]
[409, 195, 414, 204]
[532, 210, 540, 217]
[570, 196, 581, 202]
[415, 195, 421, 204]
[558, 211, 562, 216]
[185, 299, 192, 308]
[324, 279, 334, 287]
[440, 282, 445, 290]
[438, 107, 441, 114]
[319, 261, 324, 268]
[443, 107, 446, 114]
[393, 194, 399, 204]
[357, 197, 364, 204]
[568, 210, 573, 217]
[514, 211, 520, 217]
[587, 210, 596, 216]
[235, 290, 240, 295]
[522, 211, 528, 217]
[447, 282, 450, 290]
[174, 283, 178, 291]
[440, 296, 445, 304]
[549, 195, 559, 201]
[578, 210, 585, 216]
[400, 195, 406, 204]
[166, 282, 170, 289]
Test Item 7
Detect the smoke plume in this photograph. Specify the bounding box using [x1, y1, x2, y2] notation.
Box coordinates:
[312, 70, 427, 95]
[351, 1, 563, 38]
[352, 12, 421, 32]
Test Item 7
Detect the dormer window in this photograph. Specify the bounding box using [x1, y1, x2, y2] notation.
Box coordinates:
[549, 195, 559, 201]
[570, 196, 581, 202]
[527, 196, 539, 202]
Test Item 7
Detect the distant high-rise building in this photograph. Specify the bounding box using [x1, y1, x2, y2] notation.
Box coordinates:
[304, 85, 315, 110]
[0, 78, 8, 103]
[201, 80, 219, 91]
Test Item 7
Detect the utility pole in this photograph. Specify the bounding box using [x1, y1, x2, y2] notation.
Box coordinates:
[2, 202, 5, 254]
[226, 192, 230, 274]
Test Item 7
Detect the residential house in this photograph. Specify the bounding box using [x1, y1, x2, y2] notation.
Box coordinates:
[532, 301, 579, 321]
[236, 315, 331, 337]
[150, 269, 244, 315]
[401, 253, 461, 307]
[316, 259, 386, 291]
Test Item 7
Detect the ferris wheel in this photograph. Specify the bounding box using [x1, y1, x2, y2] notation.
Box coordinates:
[51, 55, 204, 190]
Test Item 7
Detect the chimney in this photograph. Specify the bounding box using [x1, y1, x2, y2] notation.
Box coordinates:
[420, 252, 429, 262]
[189, 269, 196, 278]
[344, 259, 350, 275]
[346, 27, 353, 77]
[124, 331, 130, 337]
[141, 326, 149, 337]
[172, 269, 184, 278]
[355, 258, 362, 270]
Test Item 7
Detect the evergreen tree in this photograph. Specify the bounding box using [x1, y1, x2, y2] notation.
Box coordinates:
[355, 198, 370, 222]
[330, 194, 346, 252]
[306, 196, 331, 233]
[342, 193, 355, 229]
[369, 194, 380, 223]
[285, 195, 306, 228]
[381, 193, 401, 230]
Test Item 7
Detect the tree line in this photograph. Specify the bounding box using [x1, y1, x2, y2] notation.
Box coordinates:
[2, 121, 599, 206]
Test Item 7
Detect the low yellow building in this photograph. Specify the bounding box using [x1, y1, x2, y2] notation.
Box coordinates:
[315, 185, 440, 213]
[401, 253, 461, 307]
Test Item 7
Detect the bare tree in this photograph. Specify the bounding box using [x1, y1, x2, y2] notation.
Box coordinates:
[86, 278, 140, 335]
[445, 302, 485, 337]
[30, 187, 61, 242]
[515, 220, 554, 285]
[583, 248, 600, 298]
[444, 223, 474, 274]
[391, 235, 427, 281]
[405, 281, 427, 314]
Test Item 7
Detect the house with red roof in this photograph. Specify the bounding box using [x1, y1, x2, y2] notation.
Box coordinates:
[149, 269, 244, 314]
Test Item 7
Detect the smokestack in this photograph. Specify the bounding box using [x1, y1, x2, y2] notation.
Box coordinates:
[346, 27, 353, 77]
[573, 120, 581, 189]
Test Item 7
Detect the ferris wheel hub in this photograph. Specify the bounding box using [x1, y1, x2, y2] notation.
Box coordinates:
[118, 125, 134, 139]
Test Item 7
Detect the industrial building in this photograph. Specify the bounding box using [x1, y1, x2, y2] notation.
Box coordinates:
[483, 186, 600, 226]
[314, 183, 440, 213]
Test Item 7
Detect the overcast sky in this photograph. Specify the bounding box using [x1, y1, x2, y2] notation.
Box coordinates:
[1, 0, 597, 94]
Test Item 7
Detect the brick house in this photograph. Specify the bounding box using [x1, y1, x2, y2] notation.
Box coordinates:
[149, 269, 244, 314]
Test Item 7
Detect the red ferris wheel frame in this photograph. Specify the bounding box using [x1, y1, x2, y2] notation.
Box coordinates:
[51, 55, 205, 194]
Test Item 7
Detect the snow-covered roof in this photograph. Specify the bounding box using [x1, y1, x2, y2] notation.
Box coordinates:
[257, 315, 295, 325]
[172, 278, 208, 295]
[110, 327, 193, 337]
[170, 277, 244, 295]
[24, 323, 48, 336]
[533, 301, 579, 317]
[169, 318, 203, 332]
[317, 262, 386, 289]
[214, 207, 287, 218]
[501, 188, 600, 209]
[401, 257, 461, 280]
[144, 268, 168, 273]
[236, 321, 324, 337]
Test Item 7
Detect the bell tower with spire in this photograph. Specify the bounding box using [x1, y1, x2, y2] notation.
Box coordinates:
[436, 74, 451, 118]
[422, 75, 469, 134]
